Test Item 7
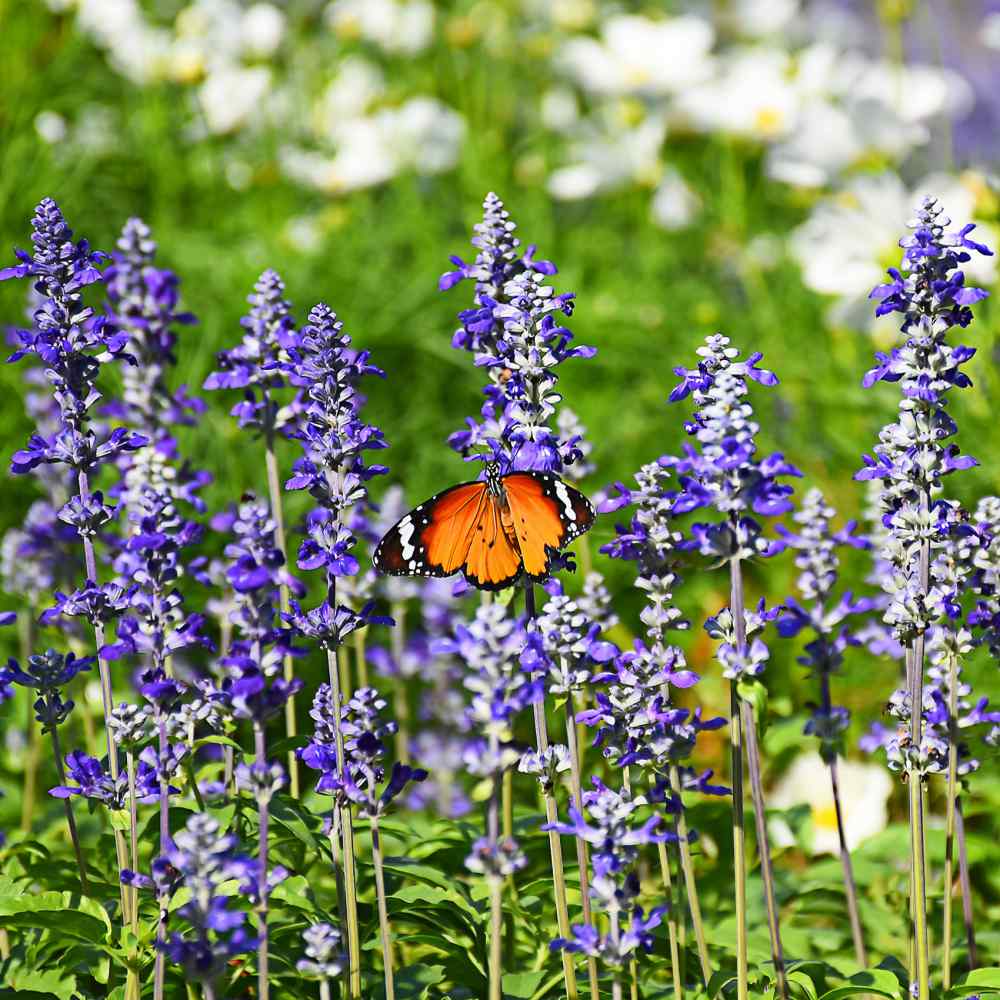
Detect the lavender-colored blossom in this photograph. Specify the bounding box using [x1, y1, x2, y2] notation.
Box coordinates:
[157, 813, 258, 984]
[669, 334, 799, 560]
[3, 198, 147, 476]
[50, 747, 175, 805]
[776, 488, 875, 760]
[441, 192, 594, 473]
[103, 217, 203, 443]
[464, 836, 527, 880]
[857, 197, 991, 644]
[203, 269, 300, 437]
[297, 922, 346, 980]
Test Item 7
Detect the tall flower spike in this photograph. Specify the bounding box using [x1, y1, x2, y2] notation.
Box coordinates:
[856, 195, 992, 1000]
[775, 487, 875, 966]
[281, 300, 389, 997]
[669, 333, 794, 1000]
[442, 192, 594, 473]
[104, 217, 203, 443]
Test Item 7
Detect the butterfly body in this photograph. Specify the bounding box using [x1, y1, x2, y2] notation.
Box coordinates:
[374, 468, 595, 591]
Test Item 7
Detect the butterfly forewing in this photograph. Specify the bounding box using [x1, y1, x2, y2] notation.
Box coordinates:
[502, 471, 596, 578]
[374, 481, 486, 577]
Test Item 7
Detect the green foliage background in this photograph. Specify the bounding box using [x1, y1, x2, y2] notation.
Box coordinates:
[0, 3, 998, 997]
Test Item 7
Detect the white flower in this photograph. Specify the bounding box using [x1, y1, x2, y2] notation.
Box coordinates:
[282, 97, 464, 194]
[74, 0, 173, 84]
[650, 167, 700, 230]
[539, 87, 579, 133]
[315, 57, 385, 131]
[34, 110, 68, 145]
[198, 66, 272, 134]
[241, 3, 286, 57]
[326, 0, 434, 56]
[789, 172, 999, 333]
[548, 112, 666, 200]
[380, 98, 465, 174]
[769, 752, 893, 855]
[675, 47, 800, 140]
[556, 15, 715, 98]
[718, 0, 800, 37]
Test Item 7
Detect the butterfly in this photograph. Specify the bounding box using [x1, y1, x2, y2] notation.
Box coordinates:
[373, 466, 595, 591]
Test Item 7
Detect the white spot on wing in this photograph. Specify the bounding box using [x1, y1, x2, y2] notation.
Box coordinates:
[398, 516, 416, 560]
[554, 478, 576, 522]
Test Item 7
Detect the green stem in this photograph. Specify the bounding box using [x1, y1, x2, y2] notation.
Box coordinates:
[389, 602, 410, 763]
[371, 815, 395, 1000]
[730, 699, 748, 1000]
[327, 647, 361, 998]
[49, 721, 90, 894]
[77, 473, 131, 928]
[19, 610, 38, 832]
[942, 652, 959, 988]
[265, 435, 300, 800]
[126, 751, 140, 935]
[670, 765, 711, 984]
[531, 699, 578, 1000]
[955, 799, 978, 969]
[564, 702, 600, 1000]
[657, 839, 683, 1000]
[908, 523, 931, 1000]
[731, 554, 786, 999]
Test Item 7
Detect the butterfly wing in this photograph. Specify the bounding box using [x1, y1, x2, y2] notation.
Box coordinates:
[461, 492, 523, 591]
[374, 482, 487, 578]
[502, 471, 596, 578]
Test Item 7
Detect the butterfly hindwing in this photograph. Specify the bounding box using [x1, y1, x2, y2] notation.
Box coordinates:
[462, 490, 523, 591]
[373, 481, 486, 577]
[502, 471, 595, 578]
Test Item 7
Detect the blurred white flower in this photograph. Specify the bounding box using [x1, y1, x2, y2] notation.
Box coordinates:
[676, 47, 799, 139]
[241, 3, 286, 58]
[283, 97, 464, 194]
[326, 0, 434, 56]
[548, 113, 666, 200]
[199, 66, 272, 134]
[316, 57, 385, 130]
[540, 87, 580, 133]
[34, 110, 68, 144]
[284, 214, 324, 253]
[74, 0, 173, 84]
[557, 15, 715, 98]
[790, 172, 998, 332]
[650, 167, 700, 230]
[769, 752, 893, 855]
[382, 97, 466, 174]
[718, 0, 800, 37]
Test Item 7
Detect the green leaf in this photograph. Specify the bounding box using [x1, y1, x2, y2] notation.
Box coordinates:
[737, 678, 769, 732]
[502, 970, 547, 999]
[945, 968, 1000, 999]
[0, 891, 109, 944]
[0, 968, 77, 999]
[817, 969, 904, 1000]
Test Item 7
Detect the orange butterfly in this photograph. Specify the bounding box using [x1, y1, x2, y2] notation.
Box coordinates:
[373, 466, 595, 591]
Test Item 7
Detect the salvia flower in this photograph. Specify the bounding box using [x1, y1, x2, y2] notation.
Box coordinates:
[157, 813, 257, 984]
[297, 922, 346, 980]
[203, 269, 300, 436]
[103, 217, 203, 442]
[857, 197, 991, 644]
[3, 198, 147, 476]
[776, 488, 875, 760]
[669, 334, 799, 560]
[442, 192, 594, 473]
